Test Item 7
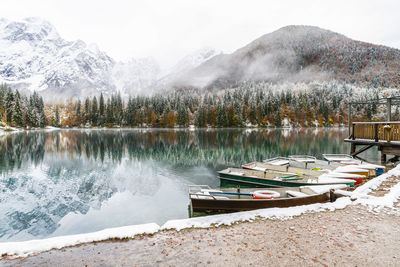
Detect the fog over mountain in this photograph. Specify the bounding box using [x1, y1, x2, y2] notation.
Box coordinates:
[173, 25, 400, 89]
[1, 19, 399, 99]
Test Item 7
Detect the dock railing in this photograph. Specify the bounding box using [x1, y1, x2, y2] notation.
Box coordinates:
[351, 122, 400, 142]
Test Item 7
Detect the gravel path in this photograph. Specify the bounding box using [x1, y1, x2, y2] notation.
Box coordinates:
[2, 204, 400, 267]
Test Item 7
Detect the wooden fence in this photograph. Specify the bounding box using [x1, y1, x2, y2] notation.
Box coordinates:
[352, 122, 400, 142]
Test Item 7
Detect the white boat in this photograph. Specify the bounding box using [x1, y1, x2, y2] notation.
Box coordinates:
[323, 154, 359, 163]
[323, 154, 385, 175]
[288, 155, 316, 163]
[243, 161, 365, 184]
[263, 157, 290, 166]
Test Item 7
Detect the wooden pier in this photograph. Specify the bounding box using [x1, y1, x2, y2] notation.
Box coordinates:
[345, 122, 400, 161]
[344, 96, 400, 162]
[345, 96, 400, 162]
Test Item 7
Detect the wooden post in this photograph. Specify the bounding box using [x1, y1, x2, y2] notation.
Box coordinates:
[348, 103, 352, 136]
[374, 124, 378, 142]
[381, 153, 387, 163]
[352, 123, 355, 140]
[351, 143, 356, 154]
[387, 98, 392, 121]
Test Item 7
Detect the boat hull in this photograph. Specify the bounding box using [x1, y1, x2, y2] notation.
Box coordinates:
[191, 192, 331, 212]
[218, 173, 355, 188]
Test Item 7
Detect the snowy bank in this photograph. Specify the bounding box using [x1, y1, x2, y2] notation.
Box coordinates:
[161, 197, 351, 231]
[0, 223, 159, 258]
[352, 166, 400, 210]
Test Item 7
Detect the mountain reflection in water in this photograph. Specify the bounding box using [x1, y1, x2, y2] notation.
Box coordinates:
[0, 128, 373, 242]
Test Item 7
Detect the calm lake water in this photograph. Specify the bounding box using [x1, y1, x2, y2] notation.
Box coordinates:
[0, 128, 380, 242]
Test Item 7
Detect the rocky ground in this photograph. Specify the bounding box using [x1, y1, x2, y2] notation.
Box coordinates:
[2, 177, 400, 267]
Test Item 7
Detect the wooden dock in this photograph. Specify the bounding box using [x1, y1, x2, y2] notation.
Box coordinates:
[345, 121, 400, 161]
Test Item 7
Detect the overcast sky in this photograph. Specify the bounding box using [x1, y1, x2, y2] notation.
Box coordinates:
[2, 0, 400, 70]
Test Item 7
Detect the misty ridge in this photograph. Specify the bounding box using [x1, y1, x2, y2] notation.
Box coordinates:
[173, 25, 400, 89]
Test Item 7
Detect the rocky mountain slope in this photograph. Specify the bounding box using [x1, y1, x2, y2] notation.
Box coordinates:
[173, 25, 400, 89]
[0, 18, 220, 99]
[0, 17, 116, 98]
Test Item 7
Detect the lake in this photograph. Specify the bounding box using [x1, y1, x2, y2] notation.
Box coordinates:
[0, 128, 379, 242]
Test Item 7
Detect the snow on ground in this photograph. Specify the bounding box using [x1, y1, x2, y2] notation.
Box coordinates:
[1, 164, 400, 257]
[0, 223, 159, 258]
[162, 197, 352, 231]
[0, 125, 20, 135]
[44, 126, 60, 132]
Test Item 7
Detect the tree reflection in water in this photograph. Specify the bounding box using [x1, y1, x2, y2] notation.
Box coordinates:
[0, 128, 352, 173]
[0, 128, 372, 242]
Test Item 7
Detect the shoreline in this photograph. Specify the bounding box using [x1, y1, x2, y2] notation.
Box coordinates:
[2, 204, 399, 266]
[1, 165, 400, 262]
[0, 125, 349, 132]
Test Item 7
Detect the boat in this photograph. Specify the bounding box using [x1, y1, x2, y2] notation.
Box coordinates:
[322, 154, 361, 163]
[264, 155, 383, 176]
[287, 155, 317, 164]
[218, 168, 356, 188]
[243, 161, 365, 184]
[262, 157, 290, 166]
[243, 161, 326, 176]
[323, 154, 385, 175]
[289, 155, 378, 178]
[287, 155, 372, 178]
[189, 185, 347, 213]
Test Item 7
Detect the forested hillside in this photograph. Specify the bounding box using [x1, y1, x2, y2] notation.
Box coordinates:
[2, 81, 397, 129]
[0, 84, 47, 128]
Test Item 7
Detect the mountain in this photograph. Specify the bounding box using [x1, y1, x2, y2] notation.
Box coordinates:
[0, 17, 117, 99]
[112, 57, 160, 96]
[173, 25, 400, 89]
[168, 47, 221, 75]
[2, 20, 398, 98]
[0, 18, 218, 99]
[156, 47, 221, 90]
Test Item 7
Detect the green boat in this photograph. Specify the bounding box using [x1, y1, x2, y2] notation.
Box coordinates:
[218, 168, 355, 188]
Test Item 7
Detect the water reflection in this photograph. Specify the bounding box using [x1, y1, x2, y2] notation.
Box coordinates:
[0, 128, 356, 172]
[0, 128, 376, 242]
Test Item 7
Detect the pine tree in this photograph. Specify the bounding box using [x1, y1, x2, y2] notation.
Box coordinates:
[99, 93, 105, 125]
[5, 88, 14, 124]
[54, 106, 60, 127]
[217, 104, 226, 127]
[106, 99, 113, 125]
[84, 97, 90, 124]
[75, 100, 81, 126]
[177, 105, 188, 127]
[0, 84, 5, 119]
[38, 97, 46, 127]
[91, 96, 98, 126]
[274, 106, 282, 127]
[12, 93, 23, 127]
[26, 96, 35, 127]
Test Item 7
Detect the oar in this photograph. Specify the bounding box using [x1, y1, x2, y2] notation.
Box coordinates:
[207, 191, 253, 196]
[281, 177, 302, 181]
[280, 175, 302, 181]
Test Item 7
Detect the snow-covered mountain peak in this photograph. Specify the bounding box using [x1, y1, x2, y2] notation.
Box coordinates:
[112, 57, 161, 96]
[0, 18, 222, 98]
[169, 47, 222, 75]
[0, 17, 60, 42]
[0, 17, 117, 99]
